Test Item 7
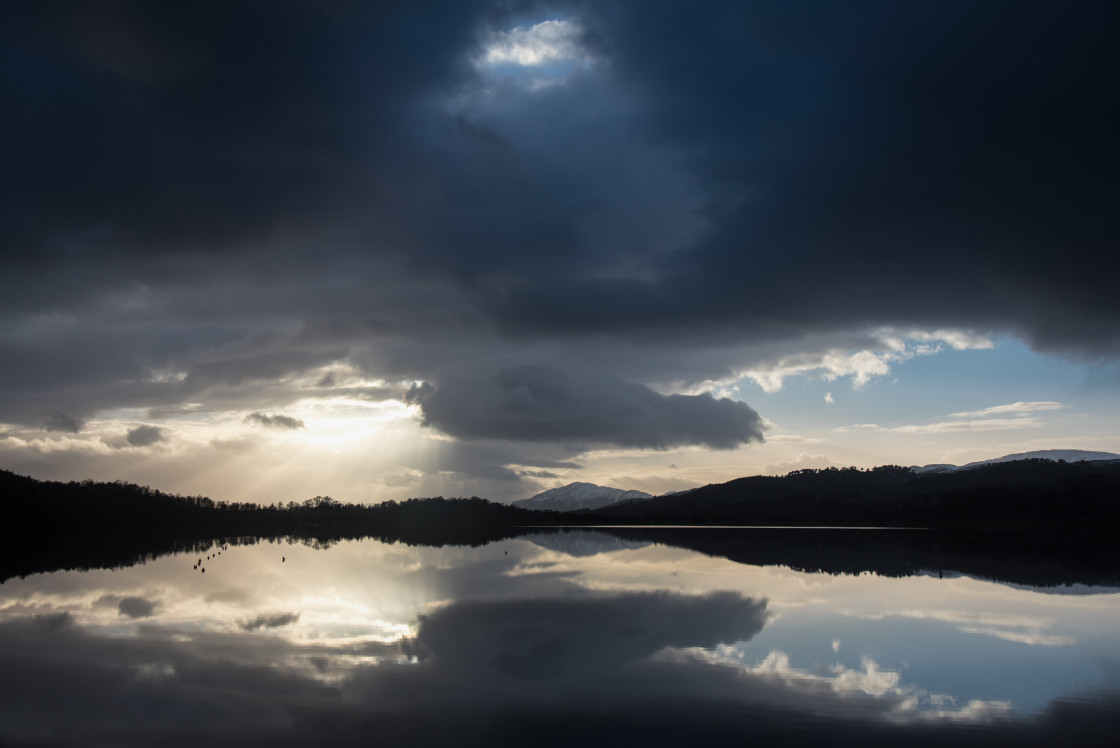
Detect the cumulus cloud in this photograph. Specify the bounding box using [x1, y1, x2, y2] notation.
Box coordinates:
[125, 425, 165, 447]
[246, 412, 305, 430]
[409, 365, 766, 450]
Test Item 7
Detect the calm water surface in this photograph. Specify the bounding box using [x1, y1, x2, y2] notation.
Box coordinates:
[1, 530, 1118, 746]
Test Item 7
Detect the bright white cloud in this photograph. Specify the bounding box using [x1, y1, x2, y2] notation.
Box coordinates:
[741, 328, 991, 394]
[477, 19, 591, 68]
[949, 401, 1063, 419]
[745, 349, 895, 393]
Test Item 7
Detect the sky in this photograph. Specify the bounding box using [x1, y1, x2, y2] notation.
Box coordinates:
[1, 0, 1118, 504]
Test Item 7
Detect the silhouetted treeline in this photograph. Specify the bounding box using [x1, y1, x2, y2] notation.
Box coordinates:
[588, 459, 1120, 528]
[0, 470, 564, 581]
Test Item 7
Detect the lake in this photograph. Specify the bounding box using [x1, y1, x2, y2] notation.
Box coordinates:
[1, 528, 1118, 746]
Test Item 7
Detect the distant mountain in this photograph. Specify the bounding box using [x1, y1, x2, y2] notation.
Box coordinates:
[913, 449, 1120, 474]
[961, 449, 1120, 467]
[513, 482, 653, 512]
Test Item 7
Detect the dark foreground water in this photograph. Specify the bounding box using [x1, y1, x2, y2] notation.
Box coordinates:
[1, 529, 1118, 746]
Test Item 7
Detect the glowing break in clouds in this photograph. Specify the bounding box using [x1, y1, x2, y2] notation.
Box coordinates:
[477, 19, 592, 68]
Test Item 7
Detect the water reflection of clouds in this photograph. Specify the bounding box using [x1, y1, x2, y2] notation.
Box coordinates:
[843, 609, 1077, 647]
[1, 536, 1119, 746]
[2, 599, 1116, 747]
[406, 591, 769, 681]
[690, 645, 1014, 723]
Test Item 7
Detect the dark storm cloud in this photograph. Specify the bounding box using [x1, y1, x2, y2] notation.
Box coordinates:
[1, 0, 1118, 443]
[125, 425, 165, 447]
[410, 365, 766, 449]
[246, 413, 305, 430]
[485, 1, 1120, 355]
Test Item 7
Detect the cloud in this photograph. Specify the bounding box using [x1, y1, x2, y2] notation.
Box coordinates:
[477, 19, 593, 68]
[237, 612, 300, 631]
[949, 402, 1063, 419]
[410, 365, 766, 450]
[0, 0, 1118, 488]
[765, 434, 823, 444]
[838, 400, 1065, 435]
[116, 597, 157, 619]
[518, 469, 559, 479]
[837, 418, 1043, 434]
[95, 595, 158, 619]
[847, 609, 1076, 648]
[43, 412, 83, 434]
[743, 352, 891, 394]
[246, 412, 305, 430]
[125, 425, 165, 447]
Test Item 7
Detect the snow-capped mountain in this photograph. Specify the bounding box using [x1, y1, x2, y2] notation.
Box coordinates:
[512, 482, 654, 512]
[912, 449, 1120, 474]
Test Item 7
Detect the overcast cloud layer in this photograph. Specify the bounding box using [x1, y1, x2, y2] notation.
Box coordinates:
[1, 1, 1117, 497]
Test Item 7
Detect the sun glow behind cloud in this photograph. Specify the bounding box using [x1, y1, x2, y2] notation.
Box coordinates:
[476, 19, 593, 68]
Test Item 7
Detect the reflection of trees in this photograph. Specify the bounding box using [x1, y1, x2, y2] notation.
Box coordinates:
[582, 527, 1120, 589]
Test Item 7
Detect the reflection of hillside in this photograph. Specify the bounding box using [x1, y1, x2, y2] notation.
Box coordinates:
[5, 461, 1120, 587]
[586, 528, 1120, 590]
